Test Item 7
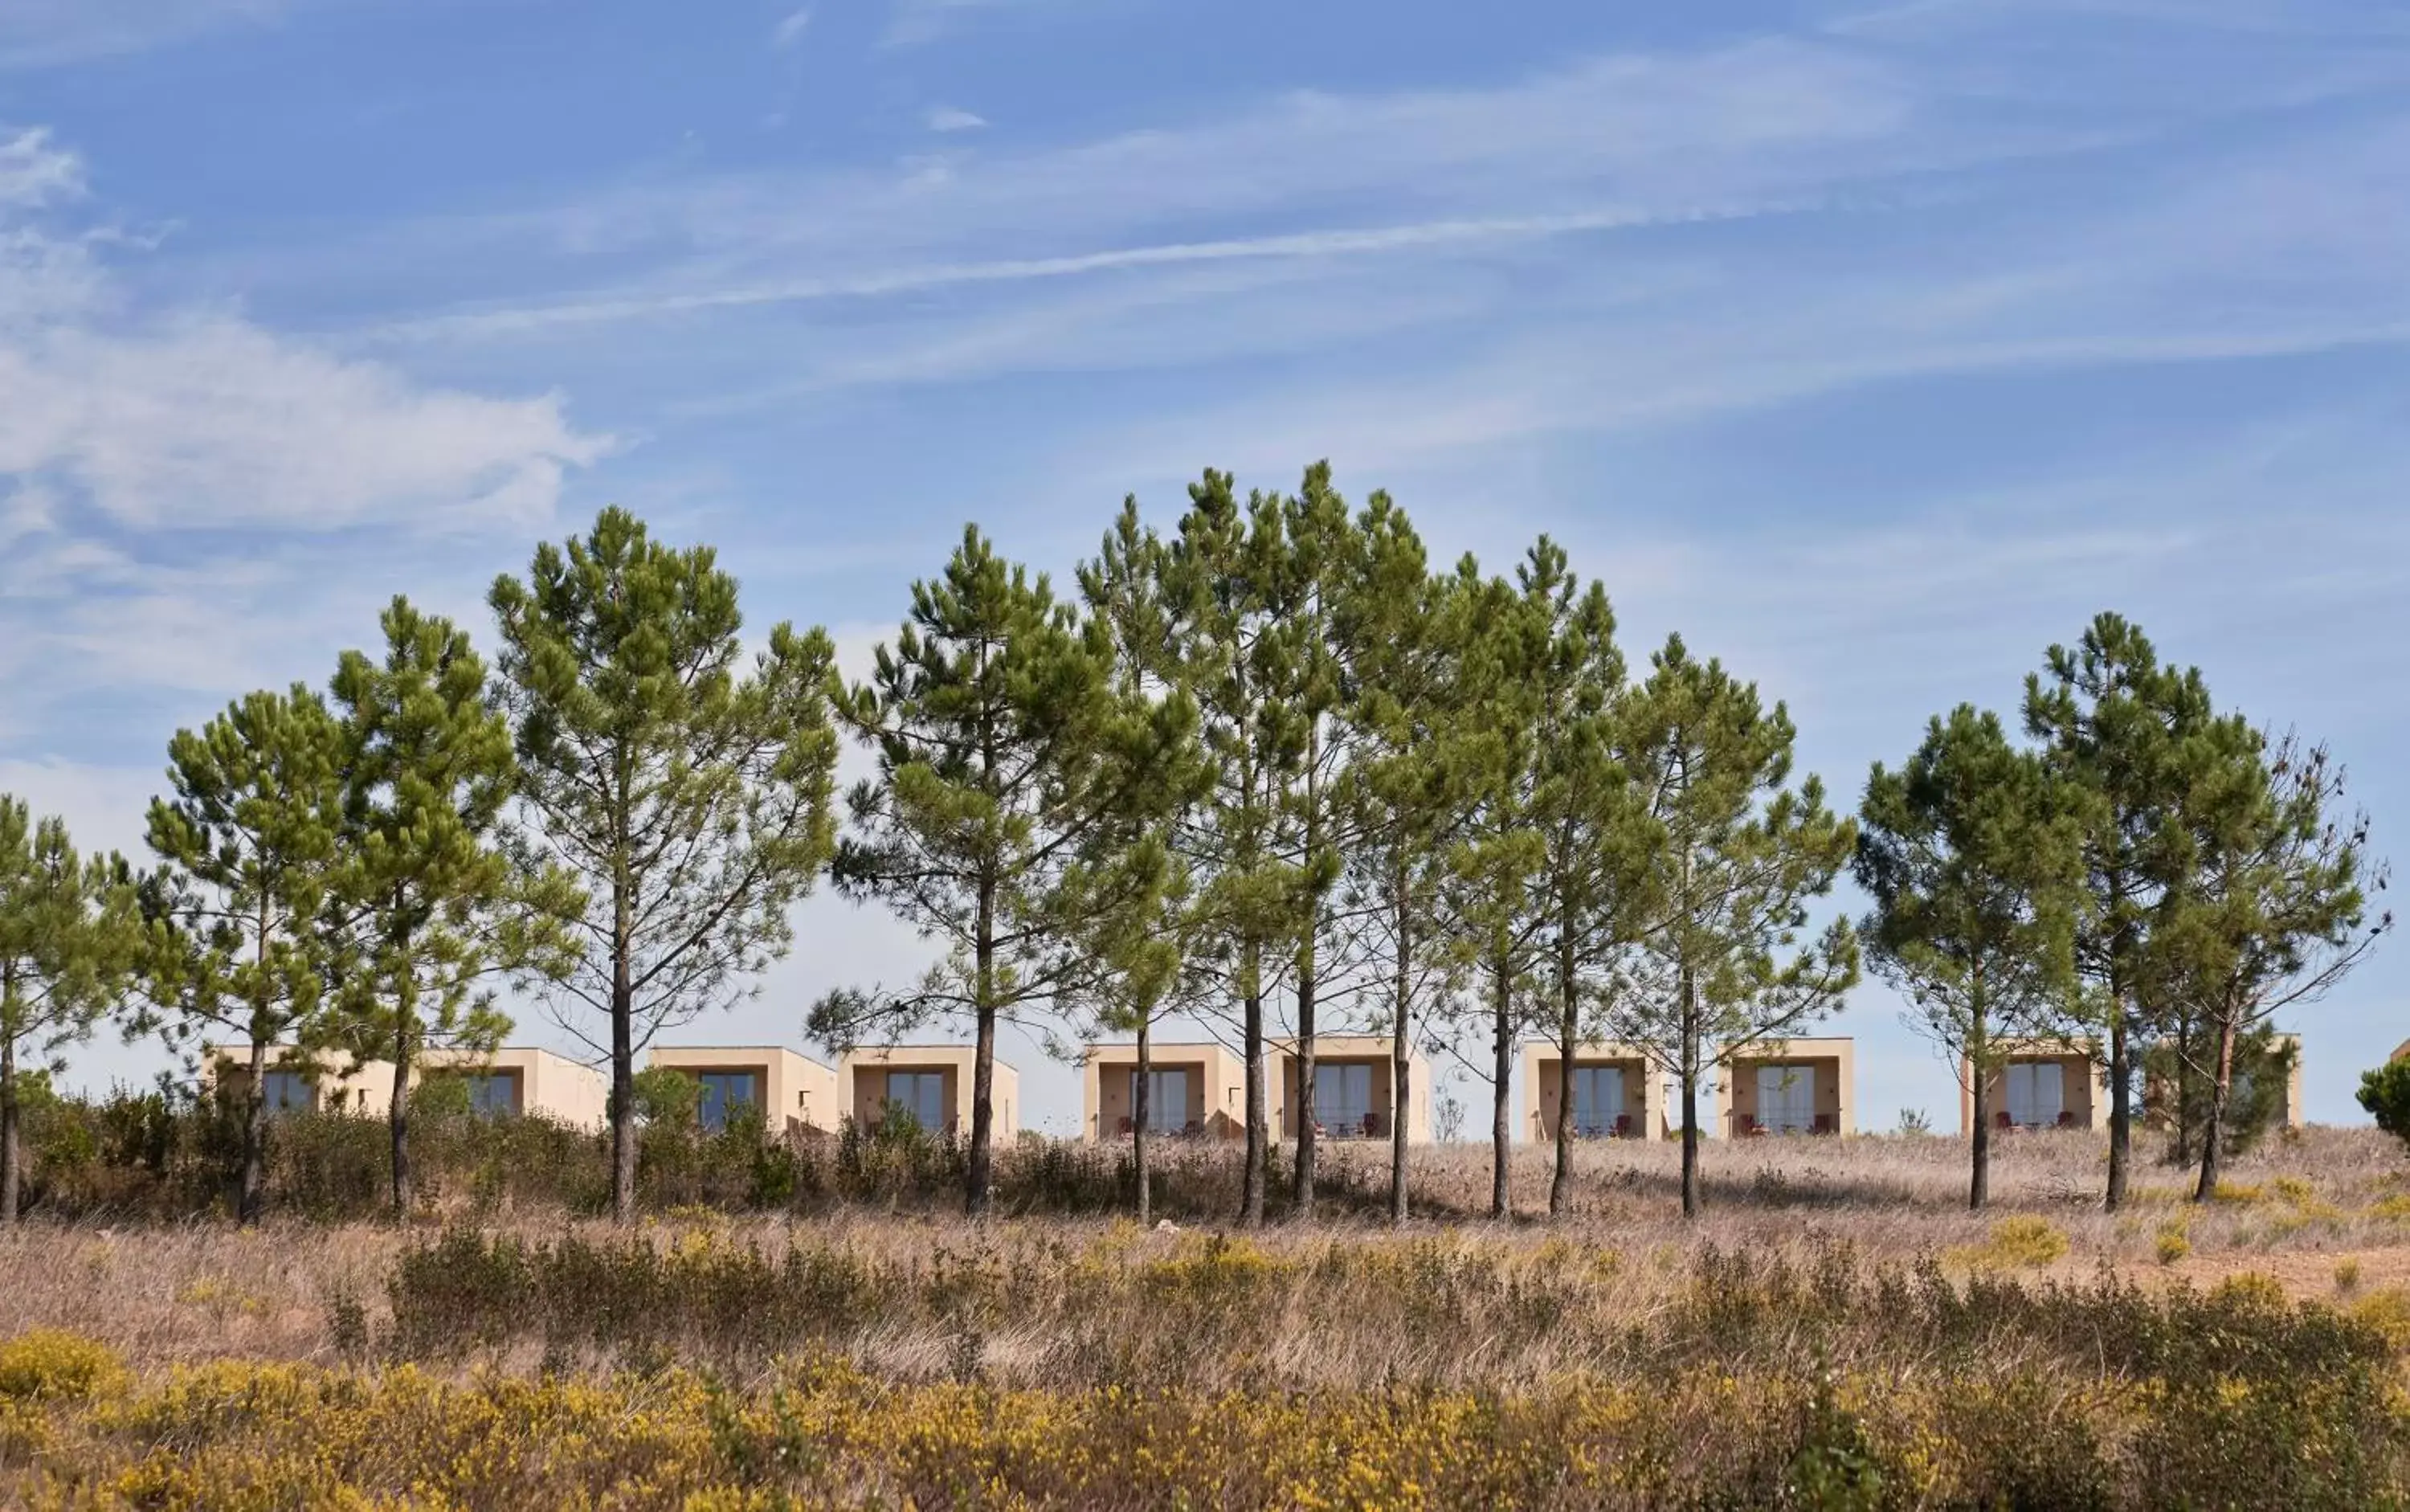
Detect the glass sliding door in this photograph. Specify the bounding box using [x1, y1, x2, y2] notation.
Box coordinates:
[1314, 1063, 1374, 1135]
[2004, 1062, 2064, 1128]
[1570, 1065, 1624, 1137]
[886, 1071, 947, 1131]
[1126, 1069, 1190, 1133]
[697, 1072, 760, 1133]
[1756, 1065, 1815, 1134]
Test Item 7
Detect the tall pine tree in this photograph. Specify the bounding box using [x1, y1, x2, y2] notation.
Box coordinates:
[1856, 705, 2080, 1209]
[490, 507, 840, 1224]
[1609, 636, 1858, 1218]
[813, 526, 1197, 1217]
[0, 800, 142, 1224]
[327, 597, 581, 1214]
[2023, 613, 2212, 1212]
[141, 686, 349, 1225]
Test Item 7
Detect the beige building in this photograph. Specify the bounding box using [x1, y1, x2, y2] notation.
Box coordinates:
[1958, 1038, 2104, 1135]
[1273, 1035, 1431, 1142]
[1080, 1040, 1248, 1141]
[203, 1044, 607, 1126]
[202, 1044, 392, 1116]
[839, 1045, 1018, 1138]
[419, 1047, 608, 1128]
[1719, 1037, 1854, 1137]
[1521, 1040, 1664, 1141]
[644, 1046, 840, 1137]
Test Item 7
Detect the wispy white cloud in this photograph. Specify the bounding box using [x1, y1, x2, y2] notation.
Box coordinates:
[0, 0, 313, 68]
[770, 5, 813, 50]
[925, 105, 986, 133]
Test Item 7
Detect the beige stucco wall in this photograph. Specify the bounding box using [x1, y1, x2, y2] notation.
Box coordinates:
[1956, 1037, 2105, 1135]
[1520, 1041, 1663, 1141]
[1718, 1038, 1855, 1137]
[1080, 1040, 1248, 1141]
[1271, 1035, 1431, 1142]
[420, 1047, 609, 1129]
[645, 1046, 842, 1137]
[839, 1045, 1019, 1137]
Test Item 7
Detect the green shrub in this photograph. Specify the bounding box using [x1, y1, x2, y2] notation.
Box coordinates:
[2359, 1060, 2410, 1151]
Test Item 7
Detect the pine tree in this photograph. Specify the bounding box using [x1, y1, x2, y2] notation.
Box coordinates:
[141, 686, 349, 1226]
[489, 507, 840, 1224]
[1443, 563, 1550, 1220]
[327, 596, 582, 1215]
[1332, 498, 1481, 1224]
[1513, 541, 1659, 1220]
[1266, 465, 1357, 1219]
[0, 800, 142, 1223]
[813, 525, 1197, 1218]
[1856, 705, 2080, 1209]
[1072, 501, 1211, 1227]
[2023, 614, 2213, 1212]
[2151, 729, 2388, 1200]
[1157, 472, 1310, 1227]
[1609, 635, 1859, 1218]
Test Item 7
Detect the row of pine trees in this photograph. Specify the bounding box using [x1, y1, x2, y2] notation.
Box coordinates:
[0, 464, 2389, 1228]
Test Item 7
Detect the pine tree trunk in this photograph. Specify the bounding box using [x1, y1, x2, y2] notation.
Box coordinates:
[1293, 942, 1317, 1222]
[1968, 1072, 1991, 1212]
[610, 878, 637, 1226]
[1240, 964, 1265, 1228]
[239, 1034, 269, 1228]
[389, 1007, 412, 1218]
[1490, 955, 1511, 1221]
[1, 1031, 21, 1226]
[2171, 1019, 2195, 1170]
[967, 873, 997, 1220]
[1967, 981, 1989, 1212]
[1550, 929, 1577, 1219]
[2193, 1018, 2237, 1203]
[2105, 1007, 2131, 1213]
[1133, 1017, 1152, 1227]
[1679, 969, 1701, 1220]
[1388, 894, 1411, 1228]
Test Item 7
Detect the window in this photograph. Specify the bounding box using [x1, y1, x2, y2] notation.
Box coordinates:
[1570, 1065, 1624, 1137]
[2004, 1062, 2065, 1128]
[464, 1074, 519, 1119]
[1314, 1062, 1374, 1135]
[1756, 1065, 1815, 1134]
[697, 1072, 760, 1134]
[1127, 1069, 1190, 1133]
[885, 1071, 947, 1131]
[261, 1070, 314, 1115]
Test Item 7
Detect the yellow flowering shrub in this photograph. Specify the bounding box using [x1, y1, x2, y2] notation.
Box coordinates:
[0, 1330, 123, 1404]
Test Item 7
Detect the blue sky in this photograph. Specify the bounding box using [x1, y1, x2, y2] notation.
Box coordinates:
[3, 0, 2404, 1134]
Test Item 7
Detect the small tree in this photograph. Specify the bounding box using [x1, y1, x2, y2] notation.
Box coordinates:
[1609, 635, 1859, 1218]
[1856, 705, 2080, 1209]
[141, 685, 349, 1225]
[490, 507, 841, 1224]
[813, 526, 1197, 1218]
[326, 596, 581, 1215]
[2358, 1059, 2410, 1152]
[0, 799, 142, 1223]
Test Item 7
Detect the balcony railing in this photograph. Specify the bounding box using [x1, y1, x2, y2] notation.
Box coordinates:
[1730, 1113, 1840, 1137]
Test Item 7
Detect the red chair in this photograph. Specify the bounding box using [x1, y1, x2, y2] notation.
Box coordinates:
[1813, 1113, 1836, 1135]
[2055, 1109, 2078, 1129]
[1995, 1109, 2014, 1130]
[1116, 1116, 1134, 1137]
[1615, 1113, 1634, 1138]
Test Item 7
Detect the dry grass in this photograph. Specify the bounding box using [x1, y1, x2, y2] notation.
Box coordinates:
[6, 1125, 2406, 1379]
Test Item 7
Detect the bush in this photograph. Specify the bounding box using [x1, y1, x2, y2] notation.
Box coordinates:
[2359, 1060, 2410, 1151]
[0, 1331, 123, 1403]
